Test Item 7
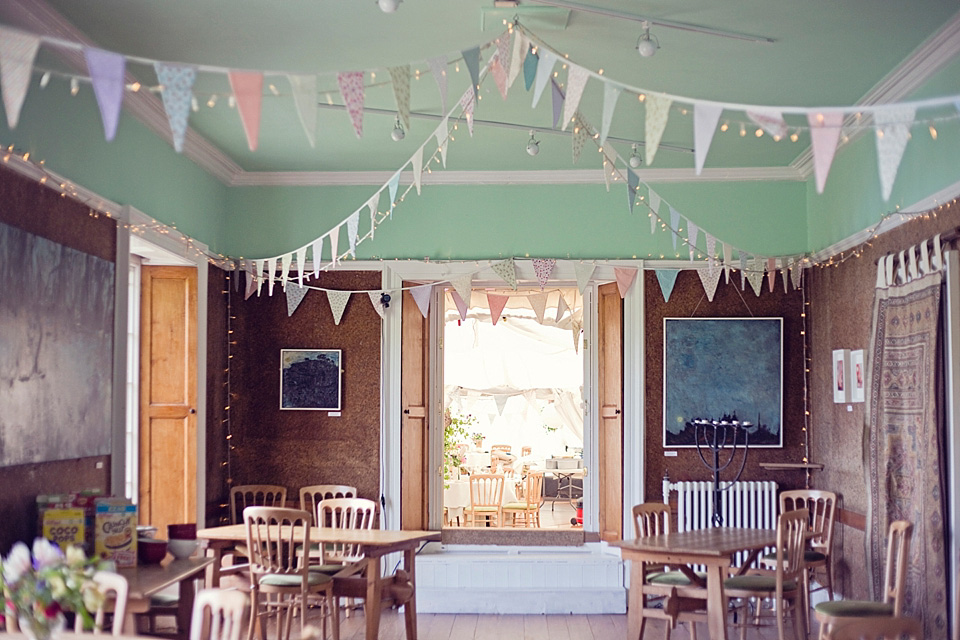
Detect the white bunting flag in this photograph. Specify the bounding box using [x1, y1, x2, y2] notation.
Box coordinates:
[280, 253, 291, 290]
[387, 170, 400, 216]
[747, 109, 787, 139]
[874, 105, 915, 201]
[556, 294, 569, 322]
[245, 266, 257, 300]
[435, 116, 449, 167]
[0, 27, 40, 129]
[529, 292, 548, 324]
[311, 237, 324, 278]
[781, 257, 790, 293]
[705, 234, 717, 268]
[722, 243, 733, 284]
[600, 83, 621, 147]
[329, 228, 339, 266]
[411, 146, 424, 195]
[366, 194, 379, 239]
[933, 233, 943, 271]
[451, 289, 469, 321]
[508, 33, 526, 88]
[697, 265, 722, 302]
[648, 189, 662, 217]
[427, 56, 448, 115]
[908, 245, 918, 281]
[561, 65, 590, 131]
[615, 267, 638, 298]
[532, 258, 556, 289]
[411, 283, 432, 318]
[494, 394, 509, 416]
[295, 246, 306, 286]
[686, 220, 699, 261]
[747, 258, 764, 296]
[253, 259, 263, 296]
[388, 65, 411, 131]
[644, 93, 672, 166]
[155, 63, 196, 153]
[532, 49, 557, 108]
[739, 251, 748, 290]
[919, 240, 931, 276]
[347, 211, 359, 257]
[651, 211, 657, 234]
[670, 207, 681, 251]
[694, 103, 723, 175]
[767, 257, 777, 292]
[266, 257, 277, 296]
[326, 290, 350, 325]
[286, 283, 308, 317]
[288, 74, 317, 148]
[655, 269, 679, 303]
[367, 291, 386, 319]
[808, 111, 843, 193]
[85, 48, 126, 142]
[487, 293, 509, 325]
[574, 262, 595, 294]
[491, 258, 518, 290]
[450, 273, 473, 306]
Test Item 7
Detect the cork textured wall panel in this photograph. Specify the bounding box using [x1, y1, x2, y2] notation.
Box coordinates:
[644, 269, 807, 502]
[205, 265, 230, 525]
[231, 271, 382, 505]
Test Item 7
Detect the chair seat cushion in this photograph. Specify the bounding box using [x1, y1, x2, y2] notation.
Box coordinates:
[503, 502, 533, 510]
[761, 549, 827, 563]
[814, 600, 894, 618]
[724, 575, 797, 592]
[646, 570, 707, 586]
[259, 571, 332, 587]
[148, 593, 179, 607]
[308, 564, 346, 575]
[465, 506, 500, 512]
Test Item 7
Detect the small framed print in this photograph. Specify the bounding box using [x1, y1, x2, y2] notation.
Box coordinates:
[832, 349, 851, 404]
[850, 349, 865, 403]
[280, 349, 342, 411]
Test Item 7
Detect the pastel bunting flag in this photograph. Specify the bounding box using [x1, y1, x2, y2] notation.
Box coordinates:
[459, 88, 475, 137]
[487, 293, 509, 325]
[0, 28, 40, 129]
[491, 258, 518, 290]
[532, 49, 556, 107]
[367, 291, 386, 319]
[807, 111, 843, 193]
[491, 58, 508, 100]
[85, 48, 126, 141]
[253, 259, 263, 296]
[451, 289, 469, 321]
[509, 33, 526, 88]
[337, 71, 365, 138]
[767, 257, 777, 292]
[288, 74, 317, 147]
[655, 269, 679, 302]
[529, 292, 548, 324]
[266, 257, 277, 296]
[450, 273, 473, 305]
[627, 167, 639, 212]
[227, 71, 263, 151]
[532, 258, 556, 289]
[694, 103, 722, 175]
[555, 293, 569, 322]
[154, 63, 196, 153]
[561, 65, 589, 131]
[347, 211, 359, 257]
[461, 47, 481, 99]
[574, 262, 595, 294]
[387, 170, 401, 215]
[329, 227, 340, 266]
[523, 45, 538, 91]
[286, 283, 308, 317]
[602, 146, 617, 192]
[326, 290, 351, 325]
[739, 251, 748, 289]
[648, 189, 661, 216]
[388, 65, 411, 131]
[427, 56, 448, 115]
[366, 194, 379, 239]
[295, 247, 306, 285]
[670, 207, 681, 251]
[705, 233, 717, 267]
[614, 267, 638, 298]
[551, 79, 564, 128]
[651, 210, 657, 234]
[780, 257, 789, 293]
[245, 267, 257, 300]
[697, 265, 722, 302]
[572, 112, 587, 163]
[435, 117, 449, 167]
[644, 93, 672, 166]
[280, 253, 291, 290]
[747, 258, 764, 296]
[571, 320, 583, 353]
[496, 35, 512, 85]
[874, 105, 915, 201]
[494, 394, 509, 416]
[722, 243, 733, 283]
[686, 220, 699, 261]
[600, 83, 621, 147]
[411, 146, 423, 195]
[311, 237, 324, 278]
[790, 261, 803, 290]
[410, 283, 432, 318]
[747, 109, 787, 139]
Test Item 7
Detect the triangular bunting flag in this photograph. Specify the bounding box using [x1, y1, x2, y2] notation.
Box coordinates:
[694, 103, 722, 175]
[245, 267, 257, 300]
[286, 283, 308, 317]
[747, 258, 764, 296]
[366, 194, 379, 240]
[555, 294, 569, 322]
[154, 64, 196, 153]
[523, 45, 538, 91]
[461, 47, 481, 99]
[329, 228, 340, 266]
[705, 234, 717, 267]
[367, 291, 386, 319]
[411, 146, 424, 195]
[450, 273, 473, 305]
[780, 257, 790, 293]
[495, 35, 512, 87]
[84, 48, 126, 141]
[494, 394, 509, 416]
[326, 290, 350, 325]
[451, 289, 469, 321]
[459, 88, 475, 137]
[410, 283, 432, 318]
[532, 49, 557, 108]
[288, 74, 317, 148]
[670, 207, 681, 252]
[600, 82, 621, 147]
[347, 211, 359, 257]
[491, 58, 508, 100]
[655, 269, 679, 303]
[627, 168, 639, 212]
[434, 117, 449, 167]
[572, 111, 587, 162]
[697, 265, 722, 302]
[529, 292, 548, 324]
[311, 237, 324, 278]
[551, 79, 564, 129]
[491, 258, 518, 290]
[387, 170, 401, 215]
[337, 71, 365, 138]
[509, 33, 526, 89]
[388, 65, 411, 131]
[722, 243, 733, 284]
[874, 105, 915, 201]
[602, 146, 617, 192]
[648, 189, 661, 216]
[280, 253, 291, 290]
[266, 257, 277, 296]
[561, 64, 589, 131]
[427, 56, 448, 115]
[790, 261, 803, 290]
[487, 293, 509, 325]
[614, 267, 638, 298]
[532, 258, 556, 289]
[253, 259, 264, 296]
[644, 93, 672, 165]
[747, 110, 787, 139]
[572, 320, 583, 353]
[686, 220, 699, 261]
[228, 71, 263, 151]
[767, 257, 777, 292]
[808, 111, 843, 193]
[295, 247, 306, 285]
[574, 262, 595, 294]
[739, 251, 748, 290]
[0, 28, 40, 129]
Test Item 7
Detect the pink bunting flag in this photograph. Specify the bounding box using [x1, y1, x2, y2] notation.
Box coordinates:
[614, 267, 638, 298]
[496, 35, 512, 87]
[529, 292, 548, 324]
[451, 289, 469, 321]
[84, 47, 126, 141]
[0, 27, 40, 129]
[155, 63, 196, 153]
[807, 111, 843, 193]
[410, 283, 433, 318]
[337, 71, 365, 138]
[228, 71, 263, 151]
[487, 293, 509, 326]
[491, 58, 508, 100]
[532, 258, 556, 290]
[747, 109, 787, 139]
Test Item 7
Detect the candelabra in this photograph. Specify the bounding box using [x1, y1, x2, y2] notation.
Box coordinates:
[692, 416, 751, 526]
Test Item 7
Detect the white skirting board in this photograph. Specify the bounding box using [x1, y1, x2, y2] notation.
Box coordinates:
[414, 545, 626, 614]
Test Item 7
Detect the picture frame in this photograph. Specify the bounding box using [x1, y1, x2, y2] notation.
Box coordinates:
[850, 349, 865, 403]
[280, 349, 342, 411]
[832, 348, 851, 404]
[663, 317, 783, 448]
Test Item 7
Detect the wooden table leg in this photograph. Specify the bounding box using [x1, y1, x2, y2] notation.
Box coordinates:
[204, 541, 224, 587]
[177, 575, 198, 636]
[364, 556, 382, 640]
[626, 558, 644, 640]
[705, 562, 728, 640]
[402, 547, 418, 640]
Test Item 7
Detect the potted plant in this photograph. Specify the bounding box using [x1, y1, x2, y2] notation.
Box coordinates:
[443, 410, 476, 487]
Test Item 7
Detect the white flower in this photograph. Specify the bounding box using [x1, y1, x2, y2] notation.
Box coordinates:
[64, 546, 87, 568]
[32, 538, 64, 570]
[3, 542, 33, 584]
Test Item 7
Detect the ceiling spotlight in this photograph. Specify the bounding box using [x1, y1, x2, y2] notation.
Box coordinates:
[526, 130, 540, 156]
[391, 116, 405, 141]
[629, 143, 642, 168]
[636, 21, 660, 58]
[377, 0, 401, 12]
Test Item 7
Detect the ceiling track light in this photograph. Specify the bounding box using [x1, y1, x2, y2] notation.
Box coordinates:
[377, 0, 401, 12]
[636, 20, 660, 57]
[629, 143, 642, 168]
[391, 116, 405, 141]
[526, 130, 540, 156]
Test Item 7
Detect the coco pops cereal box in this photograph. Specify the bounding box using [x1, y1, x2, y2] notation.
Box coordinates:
[94, 498, 137, 567]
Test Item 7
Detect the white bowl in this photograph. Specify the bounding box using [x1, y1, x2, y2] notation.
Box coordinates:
[167, 538, 199, 560]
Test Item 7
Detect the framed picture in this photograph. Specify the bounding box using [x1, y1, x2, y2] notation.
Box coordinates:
[663, 318, 783, 448]
[832, 349, 851, 403]
[850, 349, 865, 403]
[280, 349, 342, 410]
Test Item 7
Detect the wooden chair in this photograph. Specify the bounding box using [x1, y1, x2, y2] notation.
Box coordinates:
[814, 520, 913, 640]
[75, 570, 129, 635]
[299, 485, 358, 525]
[827, 616, 922, 639]
[464, 474, 504, 527]
[630, 503, 703, 639]
[311, 498, 378, 618]
[243, 507, 338, 640]
[489, 444, 512, 472]
[503, 472, 544, 527]
[520, 446, 532, 457]
[231, 485, 288, 524]
[724, 508, 808, 640]
[189, 588, 248, 640]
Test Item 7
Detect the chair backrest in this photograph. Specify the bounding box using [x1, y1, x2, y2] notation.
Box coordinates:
[521, 472, 544, 507]
[299, 485, 358, 524]
[243, 507, 312, 582]
[632, 503, 671, 538]
[520, 446, 532, 457]
[774, 508, 809, 591]
[490, 444, 512, 454]
[780, 489, 837, 555]
[189, 588, 248, 640]
[229, 485, 287, 525]
[828, 616, 922, 640]
[882, 520, 913, 615]
[76, 570, 128, 635]
[317, 497, 377, 564]
[469, 474, 504, 509]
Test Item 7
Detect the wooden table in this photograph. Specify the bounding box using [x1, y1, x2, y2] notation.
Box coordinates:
[197, 525, 440, 640]
[609, 527, 778, 640]
[117, 556, 213, 636]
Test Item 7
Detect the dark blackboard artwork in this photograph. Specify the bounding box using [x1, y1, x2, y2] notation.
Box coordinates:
[280, 349, 342, 410]
[663, 317, 782, 448]
[0, 222, 114, 465]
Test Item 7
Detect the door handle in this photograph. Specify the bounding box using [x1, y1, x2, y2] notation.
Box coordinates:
[190, 408, 196, 414]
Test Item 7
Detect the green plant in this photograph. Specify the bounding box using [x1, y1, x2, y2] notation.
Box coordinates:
[443, 410, 477, 486]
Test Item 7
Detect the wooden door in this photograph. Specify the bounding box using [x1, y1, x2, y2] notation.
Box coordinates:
[597, 282, 623, 541]
[400, 286, 429, 530]
[139, 266, 197, 533]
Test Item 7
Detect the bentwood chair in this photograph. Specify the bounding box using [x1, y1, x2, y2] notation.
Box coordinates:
[243, 507, 338, 640]
[299, 485, 358, 525]
[814, 520, 913, 640]
[630, 503, 703, 640]
[827, 616, 922, 639]
[464, 474, 505, 527]
[75, 571, 130, 635]
[189, 588, 248, 640]
[503, 472, 544, 527]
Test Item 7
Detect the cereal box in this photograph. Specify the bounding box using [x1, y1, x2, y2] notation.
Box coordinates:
[42, 508, 86, 550]
[94, 498, 137, 567]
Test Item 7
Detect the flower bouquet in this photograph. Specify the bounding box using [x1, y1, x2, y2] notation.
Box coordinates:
[1, 538, 104, 640]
